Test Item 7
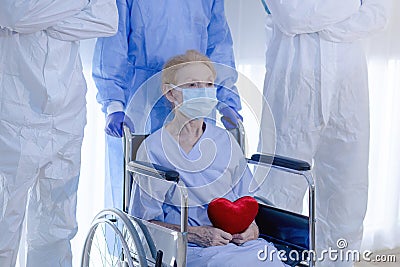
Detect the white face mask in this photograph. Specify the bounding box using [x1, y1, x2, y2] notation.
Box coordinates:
[174, 87, 218, 119]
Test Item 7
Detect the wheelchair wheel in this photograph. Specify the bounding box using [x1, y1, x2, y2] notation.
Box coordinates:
[81, 209, 147, 267]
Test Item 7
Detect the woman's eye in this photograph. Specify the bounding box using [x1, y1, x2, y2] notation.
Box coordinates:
[207, 82, 214, 87]
[189, 83, 197, 87]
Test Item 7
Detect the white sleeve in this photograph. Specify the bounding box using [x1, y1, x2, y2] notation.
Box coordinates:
[319, 0, 391, 42]
[45, 0, 118, 41]
[106, 101, 125, 115]
[265, 0, 361, 35]
[0, 0, 87, 33]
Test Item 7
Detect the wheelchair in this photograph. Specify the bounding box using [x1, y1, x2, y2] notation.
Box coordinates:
[81, 121, 316, 267]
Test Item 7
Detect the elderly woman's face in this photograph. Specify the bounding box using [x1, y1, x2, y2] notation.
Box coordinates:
[166, 62, 218, 120]
[171, 63, 215, 104]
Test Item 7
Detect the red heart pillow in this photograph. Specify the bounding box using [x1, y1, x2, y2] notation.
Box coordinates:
[207, 196, 259, 234]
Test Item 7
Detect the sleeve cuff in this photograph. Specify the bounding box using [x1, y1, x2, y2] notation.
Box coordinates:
[106, 101, 124, 115]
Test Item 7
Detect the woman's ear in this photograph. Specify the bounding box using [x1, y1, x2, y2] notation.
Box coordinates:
[162, 83, 170, 93]
[163, 84, 175, 103]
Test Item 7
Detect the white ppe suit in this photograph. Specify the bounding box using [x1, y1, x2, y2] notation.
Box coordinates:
[0, 1, 117, 266]
[259, 1, 390, 266]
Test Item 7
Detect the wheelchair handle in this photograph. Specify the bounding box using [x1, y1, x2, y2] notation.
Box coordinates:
[226, 117, 246, 154]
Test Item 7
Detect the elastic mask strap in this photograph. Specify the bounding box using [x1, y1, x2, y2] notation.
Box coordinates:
[261, 0, 271, 14]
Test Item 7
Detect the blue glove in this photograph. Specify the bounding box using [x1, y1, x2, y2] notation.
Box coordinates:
[105, 111, 135, 137]
[220, 107, 243, 130]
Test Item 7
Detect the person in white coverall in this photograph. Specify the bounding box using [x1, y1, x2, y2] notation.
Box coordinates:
[0, 1, 118, 266]
[258, 0, 390, 266]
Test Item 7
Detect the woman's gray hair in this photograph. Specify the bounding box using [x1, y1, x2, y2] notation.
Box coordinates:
[161, 50, 216, 86]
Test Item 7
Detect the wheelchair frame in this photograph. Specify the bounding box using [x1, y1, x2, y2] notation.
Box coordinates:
[81, 123, 316, 267]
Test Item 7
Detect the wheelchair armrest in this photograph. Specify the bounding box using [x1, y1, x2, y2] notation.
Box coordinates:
[250, 153, 311, 171]
[127, 160, 180, 182]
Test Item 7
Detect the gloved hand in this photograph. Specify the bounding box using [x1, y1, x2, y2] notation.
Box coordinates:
[220, 106, 243, 130]
[105, 111, 135, 137]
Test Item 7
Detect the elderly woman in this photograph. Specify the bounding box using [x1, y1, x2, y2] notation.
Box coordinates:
[129, 50, 285, 266]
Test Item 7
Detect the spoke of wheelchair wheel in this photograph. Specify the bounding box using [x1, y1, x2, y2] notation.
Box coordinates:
[92, 230, 101, 262]
[109, 220, 119, 266]
[110, 216, 125, 266]
[121, 225, 137, 264]
[114, 219, 122, 265]
[86, 216, 133, 267]
[97, 223, 118, 267]
[100, 222, 109, 266]
[123, 227, 133, 258]
[126, 232, 137, 258]
[101, 215, 113, 266]
[110, 222, 120, 266]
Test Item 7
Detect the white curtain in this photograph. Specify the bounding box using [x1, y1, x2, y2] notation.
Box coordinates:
[71, 0, 400, 265]
[71, 39, 106, 267]
[362, 0, 400, 250]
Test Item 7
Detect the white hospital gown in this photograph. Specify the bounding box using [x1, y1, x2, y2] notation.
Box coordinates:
[129, 122, 286, 266]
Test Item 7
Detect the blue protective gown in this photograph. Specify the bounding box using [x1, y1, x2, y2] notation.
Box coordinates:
[129, 123, 286, 266]
[92, 0, 241, 209]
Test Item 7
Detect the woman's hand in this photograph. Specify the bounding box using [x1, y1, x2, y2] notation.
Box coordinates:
[231, 221, 259, 245]
[189, 225, 232, 247]
[150, 221, 232, 247]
